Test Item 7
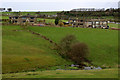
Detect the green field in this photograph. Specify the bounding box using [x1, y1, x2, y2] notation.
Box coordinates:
[28, 26, 118, 67]
[2, 16, 9, 19]
[108, 23, 119, 28]
[2, 25, 71, 73]
[2, 23, 118, 78]
[3, 68, 118, 78]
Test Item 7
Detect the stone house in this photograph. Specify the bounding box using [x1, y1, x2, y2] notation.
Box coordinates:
[9, 15, 37, 24]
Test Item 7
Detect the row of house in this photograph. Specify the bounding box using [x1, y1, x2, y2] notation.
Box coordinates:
[68, 18, 108, 28]
[9, 15, 56, 24]
[9, 15, 109, 28]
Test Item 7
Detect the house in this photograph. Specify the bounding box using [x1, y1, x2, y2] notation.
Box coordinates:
[68, 18, 108, 28]
[86, 19, 108, 28]
[9, 15, 37, 24]
[69, 18, 86, 28]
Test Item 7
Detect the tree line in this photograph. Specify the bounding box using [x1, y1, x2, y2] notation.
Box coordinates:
[57, 8, 120, 19]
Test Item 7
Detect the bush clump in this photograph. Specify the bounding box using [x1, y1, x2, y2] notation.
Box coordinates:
[69, 42, 89, 65]
[57, 35, 77, 59]
[56, 34, 89, 65]
[58, 21, 64, 26]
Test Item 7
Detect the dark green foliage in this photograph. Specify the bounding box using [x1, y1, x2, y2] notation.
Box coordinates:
[55, 17, 60, 25]
[57, 35, 77, 59]
[57, 8, 119, 20]
[69, 42, 89, 64]
[57, 34, 89, 65]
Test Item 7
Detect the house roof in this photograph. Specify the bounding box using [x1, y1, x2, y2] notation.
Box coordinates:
[69, 18, 107, 21]
[9, 15, 36, 18]
[19, 16, 36, 18]
[9, 16, 19, 17]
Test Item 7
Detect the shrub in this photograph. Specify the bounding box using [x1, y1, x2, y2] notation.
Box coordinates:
[57, 35, 77, 59]
[55, 17, 60, 25]
[69, 42, 89, 64]
[58, 22, 64, 26]
[64, 25, 69, 27]
[57, 34, 89, 65]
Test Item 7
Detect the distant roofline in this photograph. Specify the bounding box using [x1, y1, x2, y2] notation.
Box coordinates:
[9, 15, 36, 17]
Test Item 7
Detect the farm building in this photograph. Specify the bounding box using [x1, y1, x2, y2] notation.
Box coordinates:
[9, 15, 37, 24]
[68, 18, 108, 28]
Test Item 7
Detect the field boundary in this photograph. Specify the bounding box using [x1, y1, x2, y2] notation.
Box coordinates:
[27, 30, 57, 46]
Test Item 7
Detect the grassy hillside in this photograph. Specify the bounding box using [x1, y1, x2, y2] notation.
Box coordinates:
[2, 25, 71, 73]
[28, 26, 118, 68]
[2, 24, 118, 78]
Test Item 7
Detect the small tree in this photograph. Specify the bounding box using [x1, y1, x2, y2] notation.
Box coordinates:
[69, 42, 89, 64]
[56, 34, 89, 65]
[55, 17, 60, 25]
[57, 35, 77, 58]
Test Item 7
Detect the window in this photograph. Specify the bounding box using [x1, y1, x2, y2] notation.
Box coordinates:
[96, 22, 100, 25]
[15, 17, 18, 19]
[88, 22, 92, 25]
[23, 21, 26, 22]
[74, 21, 76, 22]
[30, 21, 34, 22]
[96, 25, 99, 27]
[80, 20, 83, 22]
[80, 23, 83, 25]
[73, 23, 76, 25]
[103, 22, 107, 25]
[15, 21, 17, 23]
[93, 22, 95, 25]
[78, 23, 83, 25]
[30, 17, 34, 19]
